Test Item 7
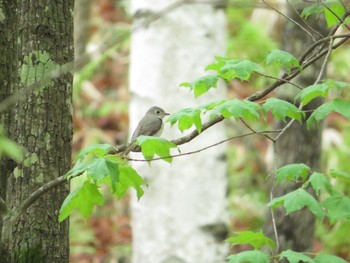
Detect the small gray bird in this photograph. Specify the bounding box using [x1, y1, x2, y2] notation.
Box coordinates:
[123, 106, 170, 154]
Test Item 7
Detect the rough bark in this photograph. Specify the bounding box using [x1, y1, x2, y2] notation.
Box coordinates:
[0, 0, 74, 262]
[264, 4, 329, 254]
[129, 1, 228, 262]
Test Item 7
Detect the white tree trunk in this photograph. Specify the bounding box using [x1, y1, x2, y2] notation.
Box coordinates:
[129, 1, 228, 262]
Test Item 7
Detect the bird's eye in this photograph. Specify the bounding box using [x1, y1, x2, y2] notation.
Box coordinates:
[156, 110, 161, 114]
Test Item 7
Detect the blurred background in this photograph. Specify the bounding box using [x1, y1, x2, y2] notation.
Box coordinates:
[70, 0, 350, 262]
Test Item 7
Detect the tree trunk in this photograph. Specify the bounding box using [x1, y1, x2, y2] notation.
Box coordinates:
[129, 1, 228, 263]
[264, 5, 328, 254]
[0, 0, 74, 262]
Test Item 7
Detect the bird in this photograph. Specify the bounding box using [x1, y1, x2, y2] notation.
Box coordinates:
[122, 106, 170, 155]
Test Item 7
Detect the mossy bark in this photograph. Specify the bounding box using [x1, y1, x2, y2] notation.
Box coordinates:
[0, 0, 74, 262]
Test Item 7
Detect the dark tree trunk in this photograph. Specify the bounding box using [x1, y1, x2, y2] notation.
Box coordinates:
[0, 0, 74, 262]
[264, 4, 329, 254]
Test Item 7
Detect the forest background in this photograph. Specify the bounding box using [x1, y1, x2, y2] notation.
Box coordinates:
[0, 0, 350, 262]
[70, 1, 350, 262]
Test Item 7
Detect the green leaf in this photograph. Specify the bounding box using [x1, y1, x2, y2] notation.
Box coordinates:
[210, 99, 261, 121]
[297, 80, 350, 105]
[227, 250, 269, 263]
[226, 231, 275, 250]
[197, 100, 225, 111]
[86, 157, 111, 182]
[59, 181, 104, 222]
[307, 172, 333, 195]
[78, 143, 113, 159]
[167, 108, 202, 132]
[136, 136, 177, 162]
[297, 84, 330, 105]
[314, 254, 348, 263]
[301, 3, 324, 19]
[280, 250, 315, 263]
[0, 135, 24, 162]
[116, 165, 145, 199]
[307, 99, 350, 127]
[181, 75, 219, 98]
[268, 188, 325, 220]
[265, 49, 300, 72]
[262, 98, 304, 122]
[275, 163, 310, 184]
[329, 169, 350, 180]
[66, 155, 121, 192]
[105, 157, 120, 193]
[321, 194, 350, 222]
[323, 79, 350, 91]
[206, 57, 263, 81]
[324, 2, 346, 27]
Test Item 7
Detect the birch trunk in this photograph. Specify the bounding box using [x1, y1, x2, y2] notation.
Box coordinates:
[129, 1, 228, 262]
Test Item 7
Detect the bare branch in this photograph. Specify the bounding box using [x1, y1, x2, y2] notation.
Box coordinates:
[256, 72, 303, 90]
[270, 141, 280, 254]
[315, 37, 334, 84]
[240, 118, 275, 141]
[261, 0, 317, 41]
[3, 176, 66, 227]
[286, 0, 325, 38]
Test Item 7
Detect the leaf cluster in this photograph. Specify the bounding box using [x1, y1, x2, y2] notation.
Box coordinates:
[59, 144, 145, 221]
[227, 163, 350, 263]
[55, 3, 350, 262]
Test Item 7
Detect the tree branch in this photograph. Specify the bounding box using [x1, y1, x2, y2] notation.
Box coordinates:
[261, 0, 317, 41]
[3, 176, 67, 226]
[126, 129, 280, 162]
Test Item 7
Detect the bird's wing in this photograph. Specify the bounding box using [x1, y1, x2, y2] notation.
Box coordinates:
[131, 117, 162, 141]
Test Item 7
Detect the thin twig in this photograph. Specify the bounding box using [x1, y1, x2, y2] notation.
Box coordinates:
[126, 130, 280, 162]
[240, 118, 275, 141]
[285, 0, 324, 38]
[320, 1, 350, 32]
[270, 141, 280, 254]
[256, 72, 303, 90]
[315, 37, 334, 84]
[261, 0, 316, 41]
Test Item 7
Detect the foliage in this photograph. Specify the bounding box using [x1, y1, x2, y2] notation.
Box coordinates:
[265, 49, 301, 73]
[206, 57, 264, 81]
[135, 136, 177, 163]
[59, 144, 145, 221]
[226, 231, 275, 250]
[3, 0, 349, 262]
[0, 126, 23, 162]
[60, 7, 350, 257]
[262, 98, 304, 123]
[301, 1, 347, 27]
[181, 75, 219, 98]
[167, 107, 203, 132]
[61, 39, 350, 258]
